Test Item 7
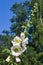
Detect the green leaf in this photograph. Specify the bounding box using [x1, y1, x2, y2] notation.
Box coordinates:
[2, 49, 10, 54]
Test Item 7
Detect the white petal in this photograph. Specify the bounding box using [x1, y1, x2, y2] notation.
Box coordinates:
[22, 47, 27, 53]
[16, 57, 21, 62]
[24, 37, 28, 44]
[22, 37, 28, 47]
[11, 41, 20, 46]
[11, 51, 21, 56]
[11, 41, 15, 46]
[15, 36, 21, 42]
[6, 56, 10, 62]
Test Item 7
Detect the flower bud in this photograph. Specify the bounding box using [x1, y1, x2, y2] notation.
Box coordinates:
[20, 32, 25, 40]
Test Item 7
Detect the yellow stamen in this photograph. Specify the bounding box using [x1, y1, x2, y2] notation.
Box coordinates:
[14, 48, 19, 52]
[14, 38, 19, 43]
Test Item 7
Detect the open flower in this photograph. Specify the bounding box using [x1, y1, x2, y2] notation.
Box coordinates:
[11, 45, 23, 56]
[11, 45, 27, 62]
[11, 45, 27, 56]
[11, 36, 21, 46]
[6, 56, 10, 62]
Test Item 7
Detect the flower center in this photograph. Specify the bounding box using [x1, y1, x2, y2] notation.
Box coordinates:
[14, 38, 19, 43]
[14, 48, 19, 52]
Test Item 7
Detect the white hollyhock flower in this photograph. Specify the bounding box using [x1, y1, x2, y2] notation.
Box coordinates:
[20, 32, 25, 40]
[6, 56, 10, 62]
[11, 45, 27, 57]
[16, 57, 21, 62]
[22, 37, 28, 47]
[11, 36, 21, 46]
[11, 45, 23, 56]
[11, 45, 27, 62]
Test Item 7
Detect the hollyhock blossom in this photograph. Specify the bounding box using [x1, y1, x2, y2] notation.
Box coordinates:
[11, 45, 22, 56]
[11, 45, 27, 62]
[11, 36, 21, 46]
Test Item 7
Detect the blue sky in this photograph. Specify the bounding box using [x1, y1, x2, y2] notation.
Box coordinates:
[0, 0, 31, 34]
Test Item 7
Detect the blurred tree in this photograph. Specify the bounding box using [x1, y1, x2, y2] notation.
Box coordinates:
[10, 0, 32, 35]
